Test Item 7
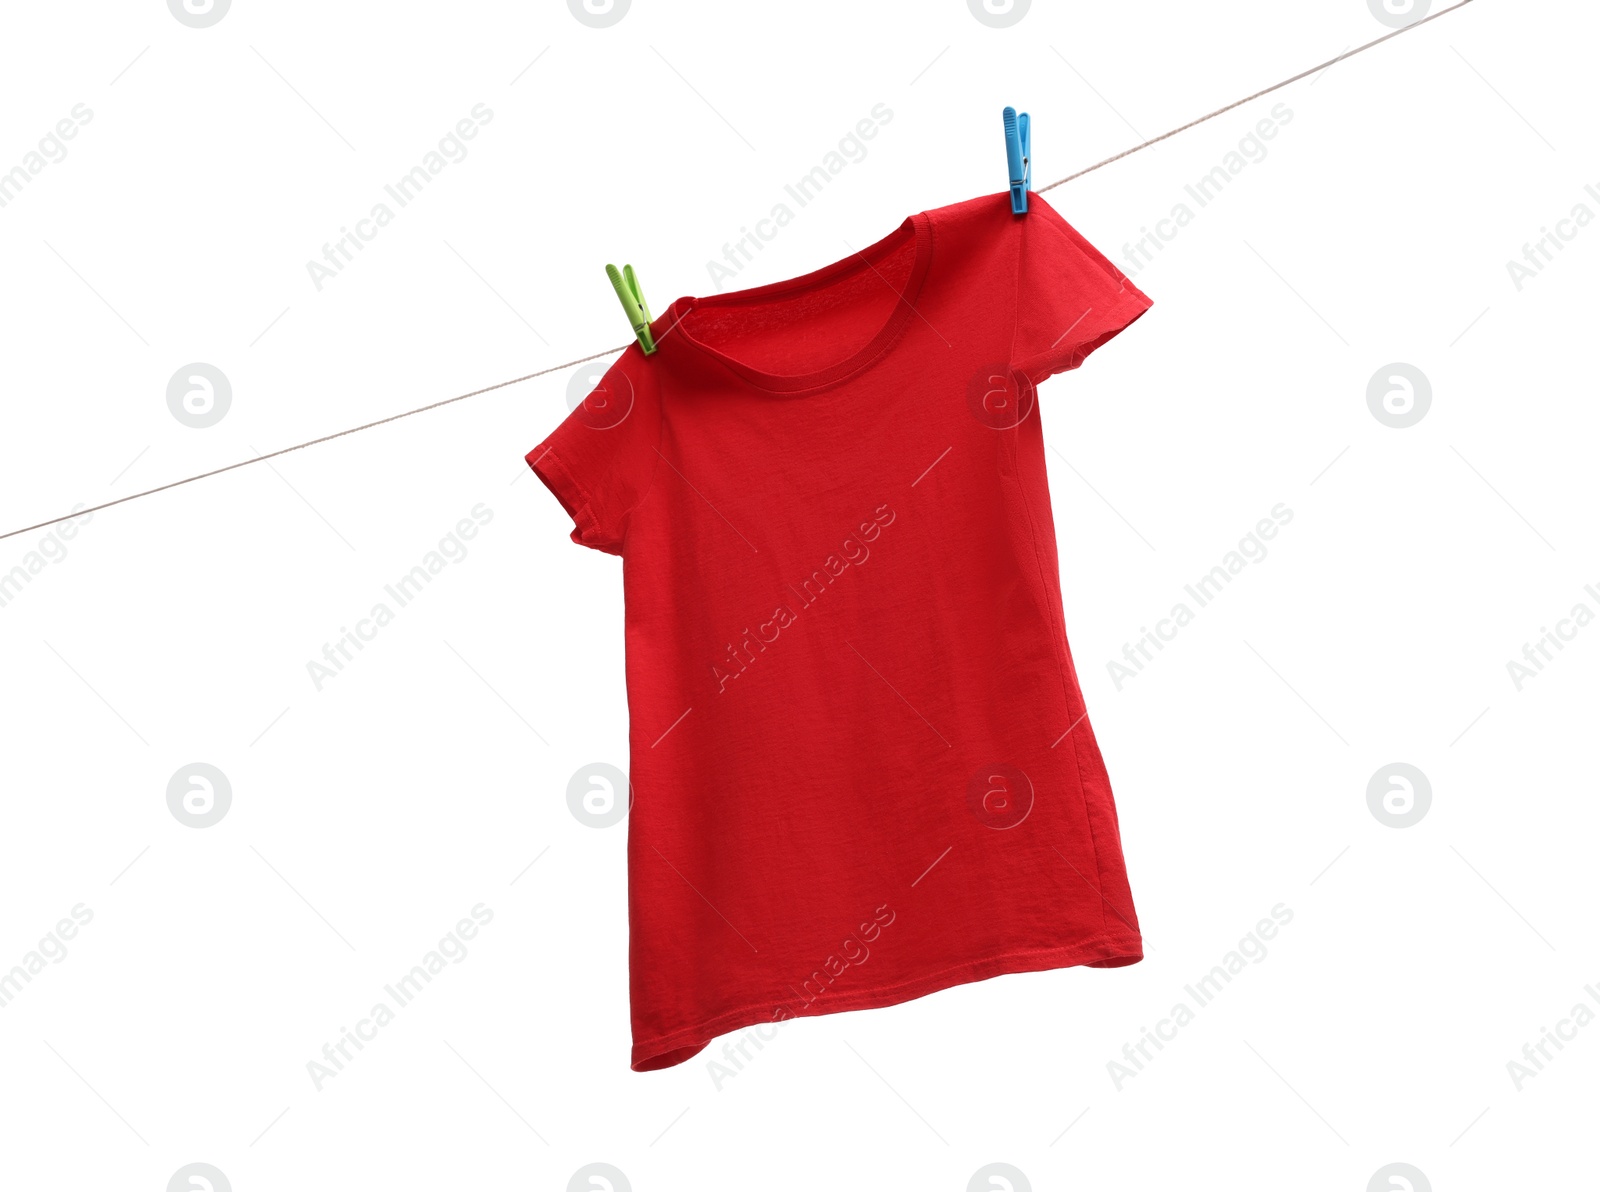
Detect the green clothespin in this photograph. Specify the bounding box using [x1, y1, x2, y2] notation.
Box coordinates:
[605, 263, 657, 355]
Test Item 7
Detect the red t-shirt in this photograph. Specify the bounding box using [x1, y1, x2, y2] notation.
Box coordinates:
[530, 191, 1152, 1071]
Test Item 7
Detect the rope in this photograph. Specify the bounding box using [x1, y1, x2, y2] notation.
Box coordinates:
[1, 0, 1477, 545]
[1040, 0, 1477, 191]
[1, 347, 626, 543]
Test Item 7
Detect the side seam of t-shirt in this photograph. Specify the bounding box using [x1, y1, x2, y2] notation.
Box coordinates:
[1006, 217, 1113, 932]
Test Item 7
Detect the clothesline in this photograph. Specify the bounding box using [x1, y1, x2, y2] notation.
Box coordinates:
[1, 0, 1477, 545]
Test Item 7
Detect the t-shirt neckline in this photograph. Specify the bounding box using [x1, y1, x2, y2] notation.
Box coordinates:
[660, 211, 934, 394]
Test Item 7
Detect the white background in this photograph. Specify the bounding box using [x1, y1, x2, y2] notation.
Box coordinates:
[1, 0, 1595, 1189]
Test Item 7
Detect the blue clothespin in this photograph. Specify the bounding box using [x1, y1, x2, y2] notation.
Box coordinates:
[1003, 106, 1030, 214]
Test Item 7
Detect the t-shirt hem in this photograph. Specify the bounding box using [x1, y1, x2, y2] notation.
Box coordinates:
[526, 444, 616, 555]
[629, 929, 1144, 1072]
[1017, 281, 1153, 384]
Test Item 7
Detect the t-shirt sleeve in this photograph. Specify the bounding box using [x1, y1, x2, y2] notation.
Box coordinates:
[1012, 192, 1153, 383]
[526, 354, 661, 556]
